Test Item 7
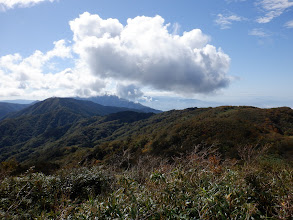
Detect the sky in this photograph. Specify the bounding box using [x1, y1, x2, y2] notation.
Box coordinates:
[0, 0, 292, 110]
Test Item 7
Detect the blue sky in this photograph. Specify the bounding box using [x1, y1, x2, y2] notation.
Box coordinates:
[0, 0, 292, 110]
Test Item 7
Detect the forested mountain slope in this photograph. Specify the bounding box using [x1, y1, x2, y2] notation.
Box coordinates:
[1, 103, 293, 170]
[0, 102, 29, 119]
[82, 106, 293, 164]
[1, 105, 293, 219]
[0, 98, 154, 163]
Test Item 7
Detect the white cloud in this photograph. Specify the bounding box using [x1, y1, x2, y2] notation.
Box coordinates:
[70, 12, 123, 42]
[256, 0, 293, 23]
[116, 84, 144, 101]
[284, 20, 293, 28]
[249, 28, 270, 37]
[0, 40, 71, 77]
[215, 13, 245, 29]
[0, 13, 232, 100]
[0, 40, 105, 99]
[0, 0, 56, 11]
[172, 22, 181, 35]
[71, 12, 231, 96]
[226, 0, 247, 3]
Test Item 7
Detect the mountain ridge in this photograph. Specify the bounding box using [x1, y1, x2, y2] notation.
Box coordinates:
[75, 95, 162, 113]
[4, 97, 138, 119]
[0, 97, 156, 162]
[0, 102, 29, 120]
[0, 95, 161, 120]
[1, 102, 293, 169]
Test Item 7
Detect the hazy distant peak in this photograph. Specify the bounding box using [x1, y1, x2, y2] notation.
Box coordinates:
[74, 95, 162, 113]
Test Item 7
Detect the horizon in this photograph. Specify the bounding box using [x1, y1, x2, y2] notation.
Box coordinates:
[0, 95, 292, 112]
[0, 0, 292, 110]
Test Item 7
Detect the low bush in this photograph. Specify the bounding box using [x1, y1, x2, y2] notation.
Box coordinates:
[0, 148, 292, 219]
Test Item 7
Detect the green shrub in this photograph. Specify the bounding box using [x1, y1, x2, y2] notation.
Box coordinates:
[0, 151, 292, 219]
[0, 166, 110, 219]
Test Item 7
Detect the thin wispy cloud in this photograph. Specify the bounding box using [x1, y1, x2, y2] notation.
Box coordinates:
[226, 0, 247, 3]
[249, 28, 270, 37]
[215, 13, 245, 29]
[256, 0, 293, 23]
[0, 0, 56, 11]
[284, 20, 293, 28]
[172, 22, 181, 35]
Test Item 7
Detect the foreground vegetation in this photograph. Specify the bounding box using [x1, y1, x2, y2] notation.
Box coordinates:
[1, 146, 292, 219]
[1, 103, 293, 218]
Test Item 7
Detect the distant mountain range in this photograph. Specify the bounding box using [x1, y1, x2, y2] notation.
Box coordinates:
[0, 102, 29, 119]
[4, 97, 138, 119]
[0, 95, 161, 120]
[1, 99, 36, 105]
[75, 95, 161, 113]
[138, 96, 222, 111]
[0, 97, 292, 172]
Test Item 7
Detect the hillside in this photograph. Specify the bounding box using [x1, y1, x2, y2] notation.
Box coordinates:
[4, 97, 136, 119]
[1, 104, 293, 219]
[1, 103, 293, 170]
[0, 102, 29, 119]
[78, 106, 293, 165]
[0, 97, 154, 163]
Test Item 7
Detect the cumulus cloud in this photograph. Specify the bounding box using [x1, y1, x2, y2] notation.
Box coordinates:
[215, 13, 245, 29]
[116, 84, 144, 101]
[256, 0, 293, 23]
[284, 20, 293, 28]
[0, 0, 56, 11]
[0, 40, 71, 78]
[70, 12, 231, 96]
[0, 40, 105, 99]
[0, 13, 232, 100]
